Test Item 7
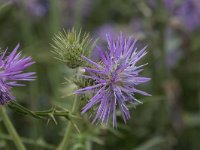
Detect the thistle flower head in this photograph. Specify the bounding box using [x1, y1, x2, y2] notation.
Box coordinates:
[51, 28, 93, 68]
[75, 33, 151, 127]
[0, 44, 35, 105]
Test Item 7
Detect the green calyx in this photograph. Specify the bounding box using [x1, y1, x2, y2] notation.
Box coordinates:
[51, 28, 94, 68]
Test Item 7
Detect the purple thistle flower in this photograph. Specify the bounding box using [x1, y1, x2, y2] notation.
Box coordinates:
[0, 44, 36, 105]
[75, 33, 151, 127]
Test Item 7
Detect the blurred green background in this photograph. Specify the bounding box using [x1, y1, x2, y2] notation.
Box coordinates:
[0, 0, 200, 149]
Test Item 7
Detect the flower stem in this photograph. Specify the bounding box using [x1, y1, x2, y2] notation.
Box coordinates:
[8, 102, 81, 121]
[0, 106, 26, 150]
[57, 95, 79, 150]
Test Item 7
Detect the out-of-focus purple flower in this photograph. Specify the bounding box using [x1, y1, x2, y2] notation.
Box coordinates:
[176, 0, 200, 31]
[164, 0, 176, 11]
[75, 33, 150, 127]
[94, 20, 145, 44]
[165, 0, 200, 31]
[94, 24, 117, 40]
[0, 44, 35, 105]
[8, 0, 49, 17]
[24, 0, 49, 17]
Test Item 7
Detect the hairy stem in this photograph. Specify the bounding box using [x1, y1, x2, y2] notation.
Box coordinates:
[0, 106, 26, 150]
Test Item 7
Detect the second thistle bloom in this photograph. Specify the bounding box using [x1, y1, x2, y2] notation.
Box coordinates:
[0, 44, 35, 105]
[75, 33, 150, 127]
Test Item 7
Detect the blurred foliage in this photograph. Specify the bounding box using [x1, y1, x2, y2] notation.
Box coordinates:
[0, 0, 200, 150]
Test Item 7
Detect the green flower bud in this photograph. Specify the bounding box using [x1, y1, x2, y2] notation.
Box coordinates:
[51, 28, 94, 68]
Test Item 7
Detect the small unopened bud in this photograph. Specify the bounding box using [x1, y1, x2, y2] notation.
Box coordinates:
[51, 28, 94, 68]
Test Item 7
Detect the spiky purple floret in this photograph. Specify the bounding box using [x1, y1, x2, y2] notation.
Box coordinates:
[0, 44, 36, 105]
[75, 33, 150, 127]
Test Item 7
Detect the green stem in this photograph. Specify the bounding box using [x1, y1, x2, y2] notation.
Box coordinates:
[8, 102, 80, 121]
[0, 106, 26, 150]
[0, 133, 55, 149]
[57, 95, 79, 150]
